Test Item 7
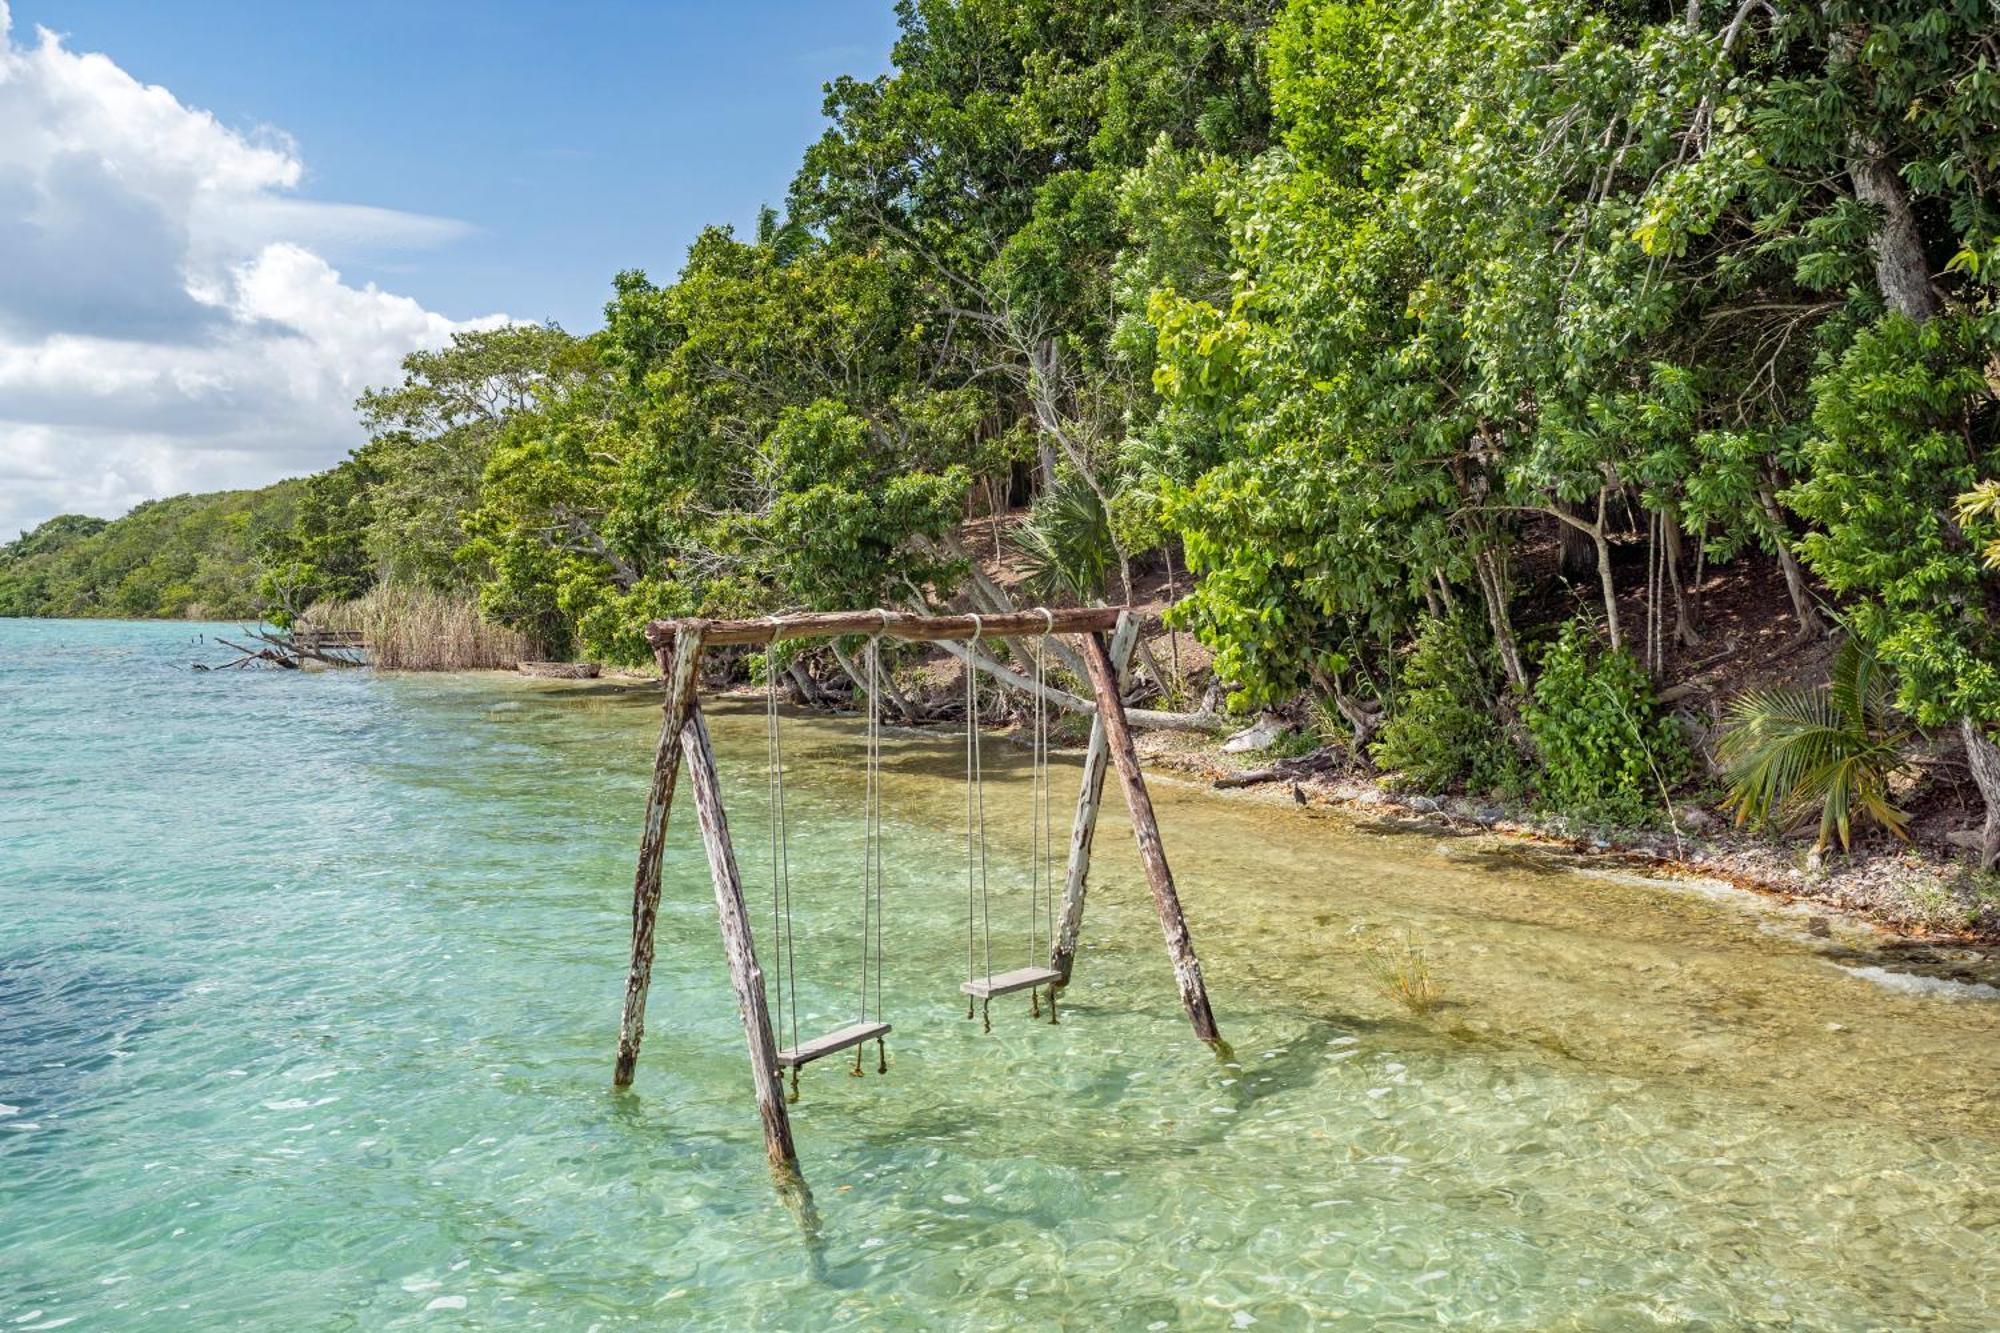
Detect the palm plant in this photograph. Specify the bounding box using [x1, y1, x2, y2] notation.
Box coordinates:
[1013, 474, 1116, 604]
[1718, 636, 1912, 853]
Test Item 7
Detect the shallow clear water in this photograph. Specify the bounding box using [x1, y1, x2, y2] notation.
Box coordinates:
[4, 618, 1998, 1330]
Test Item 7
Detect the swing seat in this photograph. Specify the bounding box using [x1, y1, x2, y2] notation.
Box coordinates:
[961, 966, 1063, 1000]
[775, 1020, 891, 1070]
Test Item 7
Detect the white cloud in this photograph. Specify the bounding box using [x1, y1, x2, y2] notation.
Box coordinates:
[0, 1, 506, 539]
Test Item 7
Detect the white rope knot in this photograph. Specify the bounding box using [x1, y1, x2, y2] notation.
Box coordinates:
[967, 611, 984, 644]
[1036, 606, 1054, 636]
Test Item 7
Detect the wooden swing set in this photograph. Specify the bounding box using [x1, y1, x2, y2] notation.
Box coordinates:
[610, 606, 1219, 1174]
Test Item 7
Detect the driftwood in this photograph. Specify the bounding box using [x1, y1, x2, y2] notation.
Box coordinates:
[243, 628, 363, 669]
[928, 634, 1222, 733]
[1213, 747, 1339, 790]
[211, 636, 301, 669]
[1080, 628, 1222, 1044]
[646, 606, 1129, 647]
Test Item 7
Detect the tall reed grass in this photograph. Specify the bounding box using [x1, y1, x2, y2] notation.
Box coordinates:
[314, 584, 535, 671]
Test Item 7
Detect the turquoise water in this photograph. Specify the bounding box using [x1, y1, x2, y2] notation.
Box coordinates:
[4, 618, 1999, 1329]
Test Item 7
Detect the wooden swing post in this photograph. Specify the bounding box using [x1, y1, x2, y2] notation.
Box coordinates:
[1050, 611, 1139, 986]
[683, 700, 798, 1171]
[1079, 626, 1222, 1044]
[613, 624, 703, 1086]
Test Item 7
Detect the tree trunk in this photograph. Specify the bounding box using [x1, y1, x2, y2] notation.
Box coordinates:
[1591, 488, 1623, 654]
[786, 661, 825, 706]
[929, 545, 1092, 684]
[1962, 719, 2000, 871]
[1555, 502, 1598, 583]
[1662, 512, 1700, 647]
[929, 636, 1221, 733]
[1133, 634, 1171, 700]
[1473, 548, 1529, 691]
[1307, 662, 1382, 754]
[1838, 80, 1996, 866]
[1848, 135, 1942, 324]
[829, 639, 919, 723]
[1758, 482, 1824, 638]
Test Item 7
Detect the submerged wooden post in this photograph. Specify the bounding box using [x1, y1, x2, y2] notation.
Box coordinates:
[681, 700, 799, 1171]
[1050, 611, 1140, 986]
[1079, 630, 1221, 1044]
[613, 625, 704, 1086]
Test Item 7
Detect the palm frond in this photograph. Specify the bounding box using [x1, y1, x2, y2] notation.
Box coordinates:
[1013, 475, 1115, 603]
[1717, 638, 1912, 852]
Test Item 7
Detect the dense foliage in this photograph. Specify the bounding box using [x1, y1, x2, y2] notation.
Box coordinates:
[1525, 619, 1693, 828]
[1371, 613, 1519, 797]
[9, 0, 1998, 842]
[0, 485, 300, 619]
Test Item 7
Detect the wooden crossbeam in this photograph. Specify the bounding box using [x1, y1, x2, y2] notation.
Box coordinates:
[775, 1021, 891, 1069]
[960, 966, 1062, 1000]
[644, 605, 1137, 648]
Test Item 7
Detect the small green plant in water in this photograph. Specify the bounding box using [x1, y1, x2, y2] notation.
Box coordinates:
[1365, 932, 1447, 1017]
[1718, 636, 1911, 855]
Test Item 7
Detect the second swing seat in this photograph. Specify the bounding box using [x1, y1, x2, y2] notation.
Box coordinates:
[960, 966, 1062, 1000]
[775, 1021, 890, 1070]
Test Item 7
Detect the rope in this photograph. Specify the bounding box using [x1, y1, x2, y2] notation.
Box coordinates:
[764, 623, 800, 1098]
[1028, 609, 1055, 1019]
[1030, 608, 1053, 966]
[857, 629, 886, 1027]
[868, 621, 888, 1074]
[965, 613, 990, 1025]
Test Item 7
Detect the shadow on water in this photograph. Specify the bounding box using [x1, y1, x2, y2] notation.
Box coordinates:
[0, 943, 183, 1164]
[1439, 843, 1584, 878]
[605, 1082, 833, 1278]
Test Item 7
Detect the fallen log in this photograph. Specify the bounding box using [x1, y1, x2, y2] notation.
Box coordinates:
[1212, 747, 1339, 789]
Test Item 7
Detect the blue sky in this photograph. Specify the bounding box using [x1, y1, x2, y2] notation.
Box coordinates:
[13, 1, 900, 330]
[0, 2, 901, 535]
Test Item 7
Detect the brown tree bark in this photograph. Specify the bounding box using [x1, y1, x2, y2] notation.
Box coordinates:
[1962, 719, 2000, 872]
[1472, 549, 1529, 692]
[1848, 135, 1942, 324]
[1758, 481, 1825, 639]
[1661, 512, 1701, 647]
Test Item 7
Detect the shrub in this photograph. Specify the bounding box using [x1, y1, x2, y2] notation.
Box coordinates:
[1371, 612, 1521, 795]
[1526, 618, 1691, 826]
[1718, 636, 1912, 853]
